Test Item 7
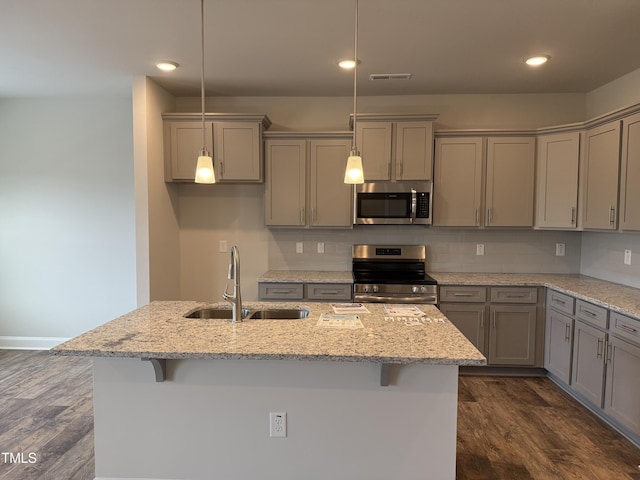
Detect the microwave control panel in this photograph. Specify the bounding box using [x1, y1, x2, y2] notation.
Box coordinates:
[416, 192, 430, 218]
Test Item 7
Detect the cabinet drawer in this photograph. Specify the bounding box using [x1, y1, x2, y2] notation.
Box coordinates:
[305, 284, 352, 301]
[439, 286, 487, 303]
[576, 300, 608, 329]
[610, 312, 640, 346]
[490, 287, 538, 304]
[259, 283, 304, 300]
[547, 290, 575, 315]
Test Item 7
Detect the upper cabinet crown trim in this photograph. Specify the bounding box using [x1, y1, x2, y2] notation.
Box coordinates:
[161, 112, 272, 130]
[348, 113, 439, 128]
[263, 131, 352, 139]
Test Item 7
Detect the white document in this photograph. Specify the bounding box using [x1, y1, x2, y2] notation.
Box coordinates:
[331, 303, 370, 314]
[317, 314, 364, 329]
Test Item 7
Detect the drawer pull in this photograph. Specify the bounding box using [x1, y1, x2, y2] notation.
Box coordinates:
[453, 293, 474, 297]
[553, 298, 566, 305]
[505, 294, 527, 298]
[582, 309, 598, 318]
[319, 291, 341, 295]
[618, 324, 638, 334]
[271, 289, 293, 294]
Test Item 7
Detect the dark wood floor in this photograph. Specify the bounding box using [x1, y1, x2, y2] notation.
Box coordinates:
[0, 351, 638, 480]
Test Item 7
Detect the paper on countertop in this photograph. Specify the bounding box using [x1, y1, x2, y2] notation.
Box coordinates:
[331, 303, 370, 314]
[382, 304, 425, 316]
[316, 313, 364, 329]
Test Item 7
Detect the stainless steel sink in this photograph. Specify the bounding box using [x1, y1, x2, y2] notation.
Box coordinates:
[248, 308, 310, 320]
[184, 308, 250, 319]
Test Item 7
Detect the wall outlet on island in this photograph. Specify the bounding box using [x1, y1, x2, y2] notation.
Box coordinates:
[296, 242, 303, 254]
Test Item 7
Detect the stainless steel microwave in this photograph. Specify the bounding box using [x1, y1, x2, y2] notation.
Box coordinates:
[354, 182, 432, 225]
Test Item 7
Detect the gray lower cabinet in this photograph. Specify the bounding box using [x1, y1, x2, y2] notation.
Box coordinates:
[439, 285, 541, 366]
[545, 309, 574, 384]
[571, 319, 607, 408]
[259, 282, 352, 302]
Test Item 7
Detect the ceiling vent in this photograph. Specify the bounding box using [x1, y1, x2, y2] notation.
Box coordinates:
[369, 73, 412, 81]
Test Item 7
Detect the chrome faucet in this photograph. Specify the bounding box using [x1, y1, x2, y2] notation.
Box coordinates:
[222, 245, 242, 323]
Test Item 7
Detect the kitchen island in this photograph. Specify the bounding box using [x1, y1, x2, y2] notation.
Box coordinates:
[52, 301, 485, 480]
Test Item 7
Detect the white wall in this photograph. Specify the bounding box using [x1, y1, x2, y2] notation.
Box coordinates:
[586, 67, 640, 118]
[0, 97, 137, 345]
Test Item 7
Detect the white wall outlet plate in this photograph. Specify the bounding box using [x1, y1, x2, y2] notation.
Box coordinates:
[476, 244, 484, 256]
[556, 243, 565, 257]
[219, 240, 227, 253]
[296, 242, 303, 254]
[624, 249, 632, 265]
[269, 412, 287, 437]
[317, 242, 325, 254]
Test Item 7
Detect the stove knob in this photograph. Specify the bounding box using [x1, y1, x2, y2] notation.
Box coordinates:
[412, 286, 418, 293]
[420, 286, 427, 293]
[372, 285, 379, 293]
[363, 285, 370, 293]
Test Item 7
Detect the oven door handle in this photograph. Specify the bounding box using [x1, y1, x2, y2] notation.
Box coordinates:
[354, 294, 438, 304]
[410, 189, 417, 224]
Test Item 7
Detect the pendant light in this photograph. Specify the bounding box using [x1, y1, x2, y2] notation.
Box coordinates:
[344, 0, 364, 184]
[195, 0, 215, 184]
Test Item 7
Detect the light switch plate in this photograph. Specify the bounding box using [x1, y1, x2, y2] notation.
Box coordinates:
[556, 243, 565, 257]
[624, 250, 632, 265]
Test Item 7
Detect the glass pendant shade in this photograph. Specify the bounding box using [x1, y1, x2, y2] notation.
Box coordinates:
[344, 152, 364, 184]
[195, 149, 215, 184]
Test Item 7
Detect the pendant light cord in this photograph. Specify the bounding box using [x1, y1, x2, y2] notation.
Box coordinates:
[200, 0, 206, 151]
[352, 0, 359, 154]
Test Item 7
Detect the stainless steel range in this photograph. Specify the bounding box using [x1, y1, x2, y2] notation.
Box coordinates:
[352, 245, 438, 304]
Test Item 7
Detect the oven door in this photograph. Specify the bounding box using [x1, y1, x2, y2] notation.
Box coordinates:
[355, 192, 414, 225]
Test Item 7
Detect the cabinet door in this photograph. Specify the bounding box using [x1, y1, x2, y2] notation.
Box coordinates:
[620, 112, 640, 231]
[545, 309, 574, 384]
[485, 137, 535, 227]
[582, 120, 621, 230]
[571, 320, 606, 408]
[535, 132, 580, 228]
[488, 304, 537, 365]
[604, 336, 640, 436]
[264, 140, 306, 226]
[395, 121, 433, 181]
[432, 137, 483, 227]
[439, 303, 486, 355]
[356, 122, 392, 181]
[166, 121, 213, 181]
[309, 140, 353, 227]
[214, 122, 262, 182]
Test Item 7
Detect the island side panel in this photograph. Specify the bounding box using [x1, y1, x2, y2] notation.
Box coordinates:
[93, 357, 459, 480]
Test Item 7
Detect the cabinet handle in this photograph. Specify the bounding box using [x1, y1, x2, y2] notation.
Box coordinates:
[605, 342, 612, 363]
[492, 311, 496, 328]
[597, 338, 603, 358]
[300, 208, 305, 225]
[609, 206, 616, 225]
[387, 163, 391, 179]
[399, 161, 404, 178]
[552, 297, 566, 305]
[480, 310, 484, 329]
[475, 208, 479, 225]
[565, 323, 571, 342]
[582, 309, 597, 318]
[319, 291, 341, 295]
[453, 293, 474, 297]
[618, 324, 638, 334]
[312, 207, 317, 223]
[487, 208, 492, 225]
[272, 289, 292, 294]
[505, 294, 527, 298]
[220, 161, 224, 177]
[570, 207, 576, 225]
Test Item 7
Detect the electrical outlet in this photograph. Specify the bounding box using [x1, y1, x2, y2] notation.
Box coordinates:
[624, 249, 632, 265]
[269, 412, 287, 437]
[219, 240, 227, 253]
[296, 242, 303, 254]
[317, 242, 325, 254]
[476, 244, 484, 256]
[556, 243, 565, 257]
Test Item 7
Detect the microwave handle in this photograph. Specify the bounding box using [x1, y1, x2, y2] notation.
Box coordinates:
[410, 189, 417, 224]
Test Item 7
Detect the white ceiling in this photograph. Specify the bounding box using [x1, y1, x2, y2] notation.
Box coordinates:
[2, 0, 640, 98]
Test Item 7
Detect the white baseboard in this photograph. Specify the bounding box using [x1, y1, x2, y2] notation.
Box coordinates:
[0, 336, 71, 350]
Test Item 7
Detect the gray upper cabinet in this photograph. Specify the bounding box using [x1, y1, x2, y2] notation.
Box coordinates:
[355, 116, 435, 182]
[162, 113, 271, 183]
[535, 132, 580, 229]
[485, 137, 536, 227]
[582, 120, 622, 230]
[620, 112, 640, 231]
[264, 139, 306, 226]
[264, 136, 353, 228]
[433, 137, 483, 227]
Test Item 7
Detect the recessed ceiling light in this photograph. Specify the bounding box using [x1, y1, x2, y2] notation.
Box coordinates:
[156, 61, 179, 72]
[525, 55, 550, 67]
[338, 59, 357, 69]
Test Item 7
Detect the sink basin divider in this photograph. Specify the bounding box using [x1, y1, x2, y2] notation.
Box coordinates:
[142, 358, 167, 382]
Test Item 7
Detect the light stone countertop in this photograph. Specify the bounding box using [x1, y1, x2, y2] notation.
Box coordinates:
[257, 270, 353, 283]
[50, 301, 486, 366]
[431, 273, 640, 319]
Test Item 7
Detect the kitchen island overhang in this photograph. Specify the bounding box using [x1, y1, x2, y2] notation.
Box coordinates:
[52, 301, 485, 480]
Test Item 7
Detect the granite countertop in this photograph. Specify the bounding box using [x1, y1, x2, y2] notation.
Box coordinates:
[431, 273, 640, 319]
[258, 270, 353, 284]
[50, 301, 486, 366]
